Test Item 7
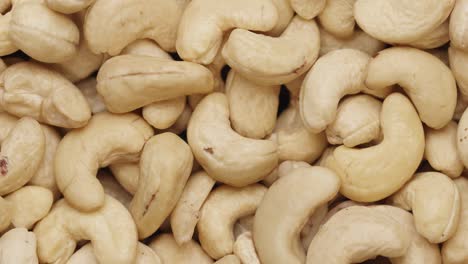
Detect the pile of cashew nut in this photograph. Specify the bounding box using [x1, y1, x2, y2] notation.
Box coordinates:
[0, 0, 468, 263]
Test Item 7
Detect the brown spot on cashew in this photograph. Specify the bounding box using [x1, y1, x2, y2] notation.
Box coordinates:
[204, 147, 214, 154]
[0, 157, 7, 176]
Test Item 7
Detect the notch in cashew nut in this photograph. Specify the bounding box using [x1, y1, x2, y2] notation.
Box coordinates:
[149, 233, 214, 264]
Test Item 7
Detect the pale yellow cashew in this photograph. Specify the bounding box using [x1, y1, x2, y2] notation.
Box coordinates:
[187, 93, 278, 187]
[323, 93, 424, 202]
[0, 197, 10, 232]
[457, 105, 468, 168]
[449, 47, 468, 100]
[97, 171, 132, 209]
[425, 121, 464, 178]
[450, 0, 468, 52]
[326, 94, 382, 147]
[263, 160, 311, 187]
[319, 28, 385, 56]
[0, 62, 92, 128]
[167, 104, 192, 135]
[408, 21, 449, 49]
[222, 16, 320, 85]
[171, 170, 216, 245]
[300, 204, 328, 251]
[85, 0, 189, 54]
[366, 47, 456, 129]
[455, 94, 468, 121]
[34, 196, 138, 264]
[307, 206, 411, 263]
[75, 78, 106, 114]
[176, 0, 279, 64]
[109, 162, 139, 195]
[254, 166, 340, 264]
[233, 232, 260, 264]
[268, 0, 294, 36]
[226, 70, 280, 139]
[215, 255, 240, 264]
[149, 233, 214, 264]
[55, 112, 153, 212]
[0, 13, 18, 56]
[46, 0, 94, 14]
[354, 0, 455, 43]
[388, 172, 460, 243]
[290, 0, 326, 20]
[130, 133, 193, 239]
[121, 39, 174, 60]
[0, 228, 38, 264]
[319, 0, 356, 38]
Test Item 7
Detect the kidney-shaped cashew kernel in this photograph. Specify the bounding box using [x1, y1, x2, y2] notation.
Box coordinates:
[97, 54, 213, 113]
[233, 232, 260, 264]
[450, 0, 468, 52]
[319, 0, 356, 38]
[388, 172, 460, 243]
[223, 16, 319, 86]
[0, 62, 91, 128]
[130, 132, 193, 239]
[425, 121, 464, 178]
[319, 28, 386, 57]
[10, 2, 79, 63]
[46, 0, 94, 14]
[307, 206, 411, 263]
[254, 166, 340, 264]
[366, 47, 456, 129]
[55, 112, 153, 212]
[34, 196, 137, 264]
[198, 184, 267, 260]
[188, 93, 278, 187]
[171, 170, 216, 245]
[354, 0, 455, 43]
[0, 228, 38, 264]
[150, 233, 214, 264]
[290, 0, 326, 20]
[449, 47, 468, 100]
[324, 93, 424, 202]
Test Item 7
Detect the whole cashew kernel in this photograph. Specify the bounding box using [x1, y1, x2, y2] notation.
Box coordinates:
[319, 0, 356, 38]
[319, 28, 386, 56]
[233, 232, 260, 264]
[0, 228, 38, 264]
[46, 0, 94, 14]
[149, 233, 214, 264]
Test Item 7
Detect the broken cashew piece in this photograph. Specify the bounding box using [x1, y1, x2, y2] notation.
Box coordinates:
[149, 233, 214, 264]
[55, 112, 153, 212]
[319, 28, 386, 57]
[318, 0, 356, 38]
[233, 232, 260, 264]
[46, 0, 94, 14]
[0, 228, 38, 264]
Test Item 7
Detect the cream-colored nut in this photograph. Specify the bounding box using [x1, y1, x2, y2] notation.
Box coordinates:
[269, 103, 327, 163]
[176, 0, 278, 64]
[408, 21, 449, 49]
[188, 93, 278, 187]
[223, 16, 319, 85]
[10, 2, 79, 63]
[0, 197, 10, 232]
[268, 0, 294, 36]
[4, 186, 52, 229]
[171, 170, 216, 245]
[46, 0, 94, 14]
[121, 39, 173, 60]
[323, 93, 424, 202]
[262, 160, 311, 187]
[365, 48, 456, 129]
[326, 94, 382, 147]
[149, 233, 214, 264]
[0, 228, 38, 264]
[307, 206, 411, 263]
[319, 0, 356, 38]
[449, 47, 468, 100]
[290, 0, 326, 20]
[300, 204, 328, 251]
[455, 103, 468, 168]
[34, 196, 137, 264]
[233, 232, 260, 264]
[198, 184, 266, 260]
[388, 172, 460, 243]
[354, 0, 455, 43]
[215, 255, 240, 264]
[67, 242, 161, 264]
[143, 97, 186, 130]
[166, 104, 192, 135]
[450, 0, 468, 52]
[425, 122, 464, 178]
[85, 0, 188, 54]
[0, 13, 17, 56]
[0, 62, 92, 128]
[319, 28, 386, 56]
[97, 171, 132, 209]
[284, 74, 305, 99]
[96, 54, 214, 113]
[130, 132, 193, 239]
[254, 166, 340, 264]
[455, 94, 468, 121]
[109, 162, 139, 195]
[75, 78, 105, 114]
[55, 112, 153, 212]
[442, 177, 468, 264]
[226, 70, 279, 139]
[0, 117, 44, 196]
[234, 215, 255, 238]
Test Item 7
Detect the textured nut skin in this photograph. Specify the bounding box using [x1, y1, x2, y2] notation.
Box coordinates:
[149, 234, 214, 264]
[319, 0, 356, 38]
[450, 0, 468, 52]
[130, 133, 193, 239]
[46, 0, 94, 14]
[55, 112, 153, 212]
[0, 228, 38, 264]
[34, 196, 138, 264]
[187, 93, 278, 187]
[254, 166, 340, 264]
[319, 28, 385, 56]
[290, 0, 326, 19]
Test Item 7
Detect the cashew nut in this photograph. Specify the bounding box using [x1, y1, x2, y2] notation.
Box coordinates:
[449, 47, 468, 100]
[0, 13, 18, 56]
[408, 21, 450, 49]
[233, 232, 260, 264]
[300, 204, 328, 251]
[143, 97, 186, 130]
[319, 28, 386, 56]
[46, 0, 94, 14]
[0, 228, 38, 264]
[109, 162, 139, 195]
[262, 160, 311, 187]
[449, 0, 468, 52]
[318, 0, 356, 38]
[149, 233, 214, 264]
[290, 0, 326, 20]
[75, 78, 106, 114]
[98, 171, 132, 209]
[167, 103, 192, 135]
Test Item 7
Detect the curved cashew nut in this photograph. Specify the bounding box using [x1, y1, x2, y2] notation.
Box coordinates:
[319, 0, 356, 38]
[215, 255, 240, 264]
[388, 172, 460, 243]
[0, 228, 38, 264]
[130, 132, 193, 239]
[55, 112, 153, 211]
[222, 16, 319, 85]
[75, 78, 106, 114]
[10, 2, 79, 63]
[254, 166, 340, 264]
[408, 21, 449, 49]
[34, 195, 137, 264]
[233, 232, 260, 264]
[84, 0, 188, 55]
[171, 170, 216, 245]
[109, 162, 139, 195]
[198, 184, 267, 259]
[449, 47, 468, 100]
[176, 0, 278, 64]
[226, 70, 279, 139]
[319, 28, 385, 57]
[46, 0, 94, 14]
[326, 94, 382, 147]
[450, 0, 468, 52]
[0, 62, 91, 128]
[306, 206, 411, 263]
[149, 233, 213, 264]
[323, 93, 424, 202]
[354, 0, 455, 43]
[290, 0, 326, 20]
[96, 54, 213, 113]
[187, 93, 278, 187]
[366, 47, 456, 129]
[425, 121, 463, 178]
[98, 171, 132, 209]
